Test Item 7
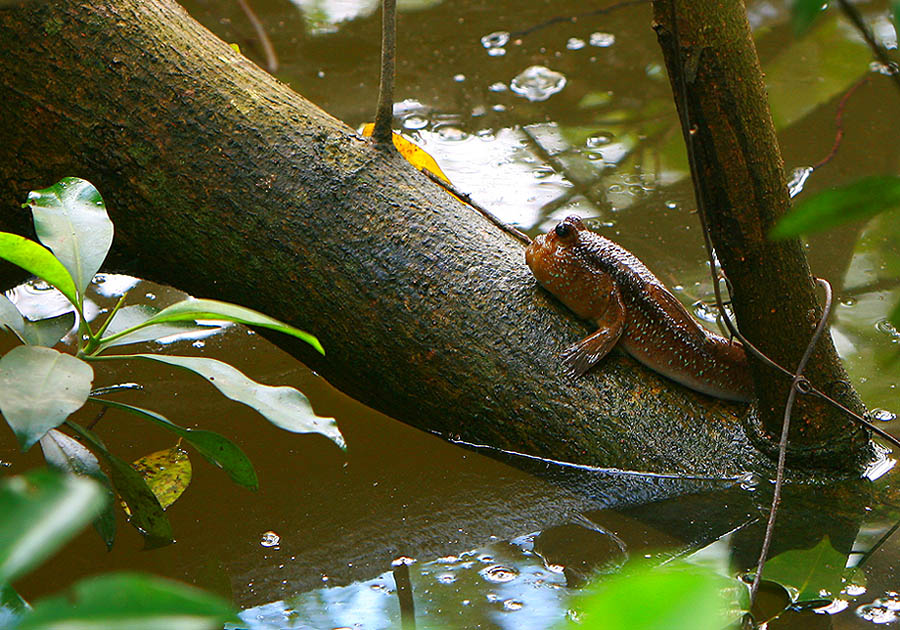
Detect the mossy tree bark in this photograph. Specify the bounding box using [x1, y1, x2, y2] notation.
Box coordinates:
[651, 0, 870, 466]
[0, 0, 869, 475]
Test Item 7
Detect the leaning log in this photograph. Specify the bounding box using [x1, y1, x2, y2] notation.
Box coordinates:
[0, 0, 843, 476]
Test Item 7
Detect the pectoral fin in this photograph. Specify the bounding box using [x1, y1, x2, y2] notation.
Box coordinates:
[562, 288, 626, 377]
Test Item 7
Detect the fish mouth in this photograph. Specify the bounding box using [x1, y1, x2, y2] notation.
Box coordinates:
[524, 232, 549, 271]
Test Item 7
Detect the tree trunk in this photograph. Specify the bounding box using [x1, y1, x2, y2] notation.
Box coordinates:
[652, 0, 871, 467]
[0, 0, 867, 475]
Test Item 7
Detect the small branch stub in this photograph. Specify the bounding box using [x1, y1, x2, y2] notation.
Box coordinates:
[372, 0, 397, 149]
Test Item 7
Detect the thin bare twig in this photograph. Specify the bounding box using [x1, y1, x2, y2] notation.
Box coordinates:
[509, 0, 649, 38]
[748, 279, 834, 604]
[811, 75, 869, 171]
[422, 169, 532, 245]
[236, 0, 278, 73]
[834, 0, 900, 95]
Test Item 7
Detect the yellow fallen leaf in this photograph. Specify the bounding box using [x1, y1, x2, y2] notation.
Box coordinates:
[122, 446, 192, 515]
[361, 123, 452, 184]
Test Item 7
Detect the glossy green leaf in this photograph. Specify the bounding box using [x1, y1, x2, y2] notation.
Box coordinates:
[93, 399, 258, 490]
[126, 447, 192, 513]
[761, 536, 846, 602]
[119, 354, 344, 449]
[0, 469, 107, 585]
[39, 429, 116, 550]
[0, 232, 78, 306]
[24, 178, 114, 297]
[771, 176, 900, 239]
[99, 304, 217, 349]
[0, 346, 93, 451]
[17, 572, 240, 630]
[792, 0, 827, 35]
[65, 422, 173, 548]
[0, 294, 25, 342]
[135, 298, 324, 354]
[21, 311, 76, 347]
[572, 561, 735, 630]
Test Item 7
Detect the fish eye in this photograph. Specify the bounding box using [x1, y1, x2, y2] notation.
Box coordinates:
[555, 222, 575, 239]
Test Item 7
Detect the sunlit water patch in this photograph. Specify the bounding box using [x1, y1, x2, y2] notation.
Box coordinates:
[233, 538, 569, 630]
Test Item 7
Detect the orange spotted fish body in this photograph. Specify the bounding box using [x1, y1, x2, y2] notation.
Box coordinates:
[525, 216, 753, 402]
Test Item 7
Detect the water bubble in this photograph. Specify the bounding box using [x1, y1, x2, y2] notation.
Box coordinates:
[492, 104, 507, 112]
[870, 60, 899, 75]
[567, 37, 586, 50]
[480, 564, 519, 583]
[645, 62, 665, 79]
[876, 318, 900, 341]
[869, 408, 897, 423]
[739, 472, 760, 491]
[487, 47, 507, 57]
[260, 531, 280, 547]
[665, 200, 679, 209]
[192, 340, 206, 349]
[145, 292, 157, 301]
[840, 296, 858, 307]
[844, 583, 867, 597]
[788, 166, 813, 198]
[510, 66, 567, 102]
[436, 573, 457, 584]
[403, 115, 429, 130]
[586, 131, 614, 148]
[589, 32, 616, 47]
[453, 74, 466, 82]
[488, 82, 508, 92]
[435, 125, 468, 142]
[503, 599, 524, 611]
[482, 31, 510, 49]
[857, 602, 899, 623]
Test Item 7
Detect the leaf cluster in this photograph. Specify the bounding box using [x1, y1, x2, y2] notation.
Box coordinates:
[0, 178, 344, 550]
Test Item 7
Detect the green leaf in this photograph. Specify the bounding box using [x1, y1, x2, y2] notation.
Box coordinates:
[119, 354, 344, 449]
[21, 311, 76, 347]
[24, 178, 114, 298]
[17, 572, 240, 630]
[0, 294, 26, 342]
[93, 399, 258, 490]
[39, 429, 117, 550]
[0, 346, 93, 451]
[65, 422, 173, 548]
[135, 298, 324, 354]
[771, 176, 900, 239]
[126, 447, 192, 513]
[0, 232, 78, 306]
[761, 536, 846, 602]
[0, 469, 107, 585]
[572, 561, 735, 630]
[792, 0, 828, 35]
[99, 304, 217, 349]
